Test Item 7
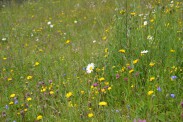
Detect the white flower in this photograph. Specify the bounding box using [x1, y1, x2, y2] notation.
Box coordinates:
[147, 35, 153, 40]
[141, 50, 148, 54]
[50, 25, 54, 28]
[86, 63, 95, 73]
[74, 20, 78, 24]
[144, 21, 148, 26]
[2, 38, 6, 41]
[47, 21, 51, 25]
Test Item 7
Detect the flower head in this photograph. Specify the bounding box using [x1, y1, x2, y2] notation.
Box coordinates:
[171, 76, 177, 80]
[36, 115, 43, 120]
[88, 113, 94, 118]
[66, 92, 73, 98]
[99, 101, 107, 106]
[147, 90, 154, 95]
[86, 63, 95, 73]
[10, 94, 16, 98]
[141, 50, 148, 54]
[118, 49, 125, 53]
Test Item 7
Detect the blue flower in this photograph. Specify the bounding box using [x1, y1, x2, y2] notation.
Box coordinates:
[171, 76, 177, 80]
[157, 87, 161, 92]
[170, 94, 175, 98]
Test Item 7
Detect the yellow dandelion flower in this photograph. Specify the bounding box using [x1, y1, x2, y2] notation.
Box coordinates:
[149, 62, 155, 67]
[99, 101, 107, 106]
[129, 69, 134, 73]
[150, 77, 155, 81]
[170, 49, 175, 53]
[36, 115, 43, 120]
[49, 91, 54, 95]
[9, 101, 14, 105]
[80, 91, 85, 94]
[133, 59, 139, 64]
[34, 62, 39, 66]
[101, 88, 105, 92]
[27, 76, 33, 80]
[147, 90, 154, 95]
[88, 113, 94, 118]
[98, 77, 105, 82]
[3, 57, 7, 60]
[66, 92, 72, 98]
[8, 78, 12, 81]
[65, 40, 70, 44]
[24, 109, 27, 112]
[130, 12, 136, 16]
[108, 87, 112, 90]
[27, 97, 32, 101]
[118, 49, 125, 53]
[10, 94, 15, 98]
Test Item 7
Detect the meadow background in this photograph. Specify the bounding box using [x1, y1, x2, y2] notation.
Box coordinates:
[0, 0, 182, 121]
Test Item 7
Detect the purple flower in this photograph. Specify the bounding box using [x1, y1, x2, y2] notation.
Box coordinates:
[171, 76, 177, 80]
[5, 105, 8, 109]
[170, 94, 175, 98]
[93, 83, 98, 87]
[181, 102, 183, 108]
[116, 74, 120, 79]
[157, 87, 161, 92]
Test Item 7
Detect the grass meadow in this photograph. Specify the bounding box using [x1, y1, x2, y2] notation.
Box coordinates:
[0, 0, 183, 121]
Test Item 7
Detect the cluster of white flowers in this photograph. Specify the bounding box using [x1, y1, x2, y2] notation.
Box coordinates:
[47, 21, 54, 28]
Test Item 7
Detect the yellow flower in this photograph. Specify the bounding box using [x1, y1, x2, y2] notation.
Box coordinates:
[147, 90, 154, 95]
[104, 48, 108, 53]
[27, 76, 33, 80]
[98, 77, 105, 82]
[102, 36, 107, 40]
[88, 113, 94, 118]
[36, 115, 43, 120]
[9, 101, 14, 105]
[10, 94, 15, 98]
[118, 49, 125, 53]
[34, 62, 39, 66]
[149, 62, 155, 67]
[133, 59, 139, 64]
[49, 91, 54, 95]
[150, 77, 155, 81]
[99, 101, 107, 106]
[130, 12, 136, 16]
[65, 40, 70, 44]
[27, 97, 32, 101]
[80, 91, 85, 94]
[3, 57, 7, 60]
[66, 92, 72, 98]
[8, 78, 12, 81]
[129, 69, 134, 73]
[108, 87, 112, 90]
[170, 49, 175, 53]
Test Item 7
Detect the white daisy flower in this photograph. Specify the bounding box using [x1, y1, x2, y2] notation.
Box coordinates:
[86, 63, 95, 73]
[141, 50, 148, 54]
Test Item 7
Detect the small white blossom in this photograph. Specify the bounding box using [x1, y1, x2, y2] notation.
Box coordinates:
[86, 63, 95, 74]
[141, 50, 148, 54]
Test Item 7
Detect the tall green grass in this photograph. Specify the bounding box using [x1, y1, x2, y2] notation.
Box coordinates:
[0, 0, 182, 121]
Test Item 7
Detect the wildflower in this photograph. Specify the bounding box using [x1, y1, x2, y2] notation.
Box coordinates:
[50, 25, 54, 28]
[144, 21, 148, 26]
[157, 87, 161, 92]
[3, 57, 7, 60]
[147, 90, 154, 95]
[66, 92, 72, 98]
[98, 77, 105, 82]
[150, 77, 155, 81]
[133, 59, 139, 64]
[27, 76, 33, 80]
[171, 76, 177, 80]
[2, 38, 7, 41]
[10, 94, 16, 98]
[149, 62, 155, 67]
[36, 115, 43, 120]
[86, 63, 95, 73]
[27, 97, 32, 101]
[49, 91, 54, 95]
[102, 36, 107, 40]
[129, 69, 134, 74]
[120, 10, 125, 14]
[108, 87, 112, 90]
[34, 62, 39, 66]
[88, 113, 94, 118]
[118, 49, 125, 53]
[99, 101, 107, 106]
[8, 78, 12, 81]
[147, 35, 153, 40]
[141, 50, 148, 54]
[93, 83, 98, 87]
[5, 105, 9, 109]
[9, 101, 14, 105]
[116, 74, 120, 79]
[130, 12, 136, 16]
[181, 102, 183, 108]
[47, 21, 51, 25]
[80, 91, 84, 94]
[65, 40, 70, 44]
[170, 94, 175, 98]
[170, 49, 175, 53]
